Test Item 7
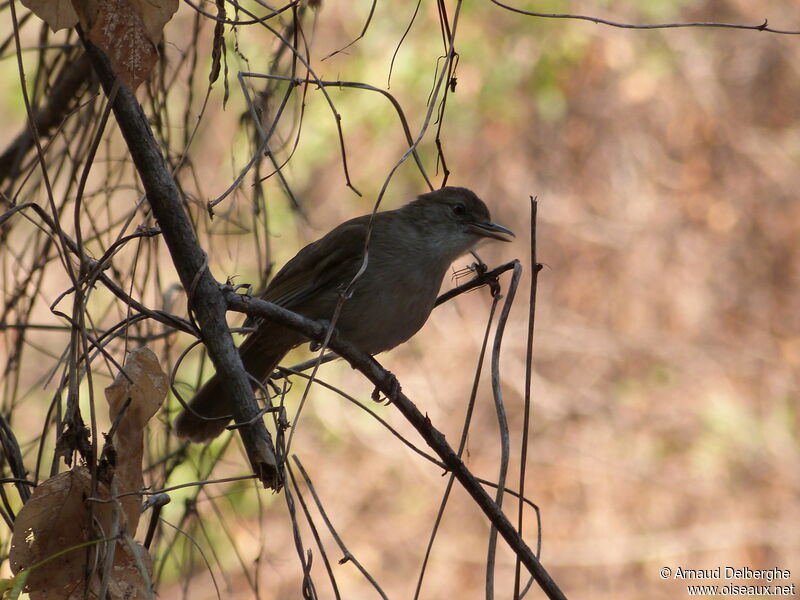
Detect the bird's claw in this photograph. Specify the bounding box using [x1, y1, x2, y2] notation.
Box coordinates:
[220, 277, 251, 295]
[309, 319, 332, 351]
[371, 372, 401, 405]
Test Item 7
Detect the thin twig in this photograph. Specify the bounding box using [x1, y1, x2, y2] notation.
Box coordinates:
[321, 0, 377, 60]
[286, 460, 343, 600]
[488, 1, 800, 35]
[486, 261, 521, 598]
[239, 74, 433, 190]
[293, 456, 389, 600]
[514, 197, 542, 596]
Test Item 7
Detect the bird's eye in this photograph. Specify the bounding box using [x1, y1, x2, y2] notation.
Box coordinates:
[451, 202, 466, 217]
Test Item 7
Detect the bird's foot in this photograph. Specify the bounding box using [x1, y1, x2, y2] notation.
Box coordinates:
[221, 276, 252, 295]
[371, 386, 385, 404]
[309, 319, 332, 351]
[371, 372, 401, 405]
[469, 250, 488, 275]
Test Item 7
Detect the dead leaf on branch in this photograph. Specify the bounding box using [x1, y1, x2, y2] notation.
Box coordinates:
[9, 469, 106, 596]
[127, 0, 179, 46]
[9, 347, 166, 599]
[20, 0, 78, 32]
[8, 468, 152, 600]
[23, 0, 178, 89]
[72, 0, 177, 90]
[104, 346, 168, 532]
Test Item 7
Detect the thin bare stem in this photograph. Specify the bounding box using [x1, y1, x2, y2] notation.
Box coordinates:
[486, 261, 521, 599]
[514, 197, 541, 597]
[488, 1, 800, 35]
[293, 456, 389, 600]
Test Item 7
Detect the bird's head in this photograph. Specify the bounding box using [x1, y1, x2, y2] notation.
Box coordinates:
[406, 187, 514, 253]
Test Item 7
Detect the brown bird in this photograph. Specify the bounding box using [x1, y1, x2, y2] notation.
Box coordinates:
[175, 187, 513, 442]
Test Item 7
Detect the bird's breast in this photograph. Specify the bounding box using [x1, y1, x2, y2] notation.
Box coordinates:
[334, 255, 447, 355]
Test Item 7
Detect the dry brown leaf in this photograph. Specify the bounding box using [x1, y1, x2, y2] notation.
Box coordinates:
[71, 0, 178, 90]
[105, 347, 167, 429]
[9, 468, 153, 599]
[20, 0, 78, 32]
[7, 468, 155, 599]
[130, 0, 179, 45]
[99, 537, 154, 600]
[7, 348, 165, 598]
[105, 346, 167, 533]
[88, 0, 157, 90]
[70, 0, 97, 31]
[10, 469, 108, 595]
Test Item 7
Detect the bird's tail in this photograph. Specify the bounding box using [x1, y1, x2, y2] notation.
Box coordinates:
[174, 324, 302, 442]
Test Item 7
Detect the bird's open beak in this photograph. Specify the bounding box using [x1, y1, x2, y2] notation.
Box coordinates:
[469, 221, 515, 242]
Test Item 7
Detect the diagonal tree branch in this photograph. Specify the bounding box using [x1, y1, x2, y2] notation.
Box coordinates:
[78, 31, 281, 490]
[223, 269, 567, 600]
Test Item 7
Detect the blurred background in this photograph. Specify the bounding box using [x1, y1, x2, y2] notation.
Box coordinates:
[0, 0, 798, 598]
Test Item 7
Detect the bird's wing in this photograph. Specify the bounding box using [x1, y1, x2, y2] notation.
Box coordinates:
[262, 215, 371, 309]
